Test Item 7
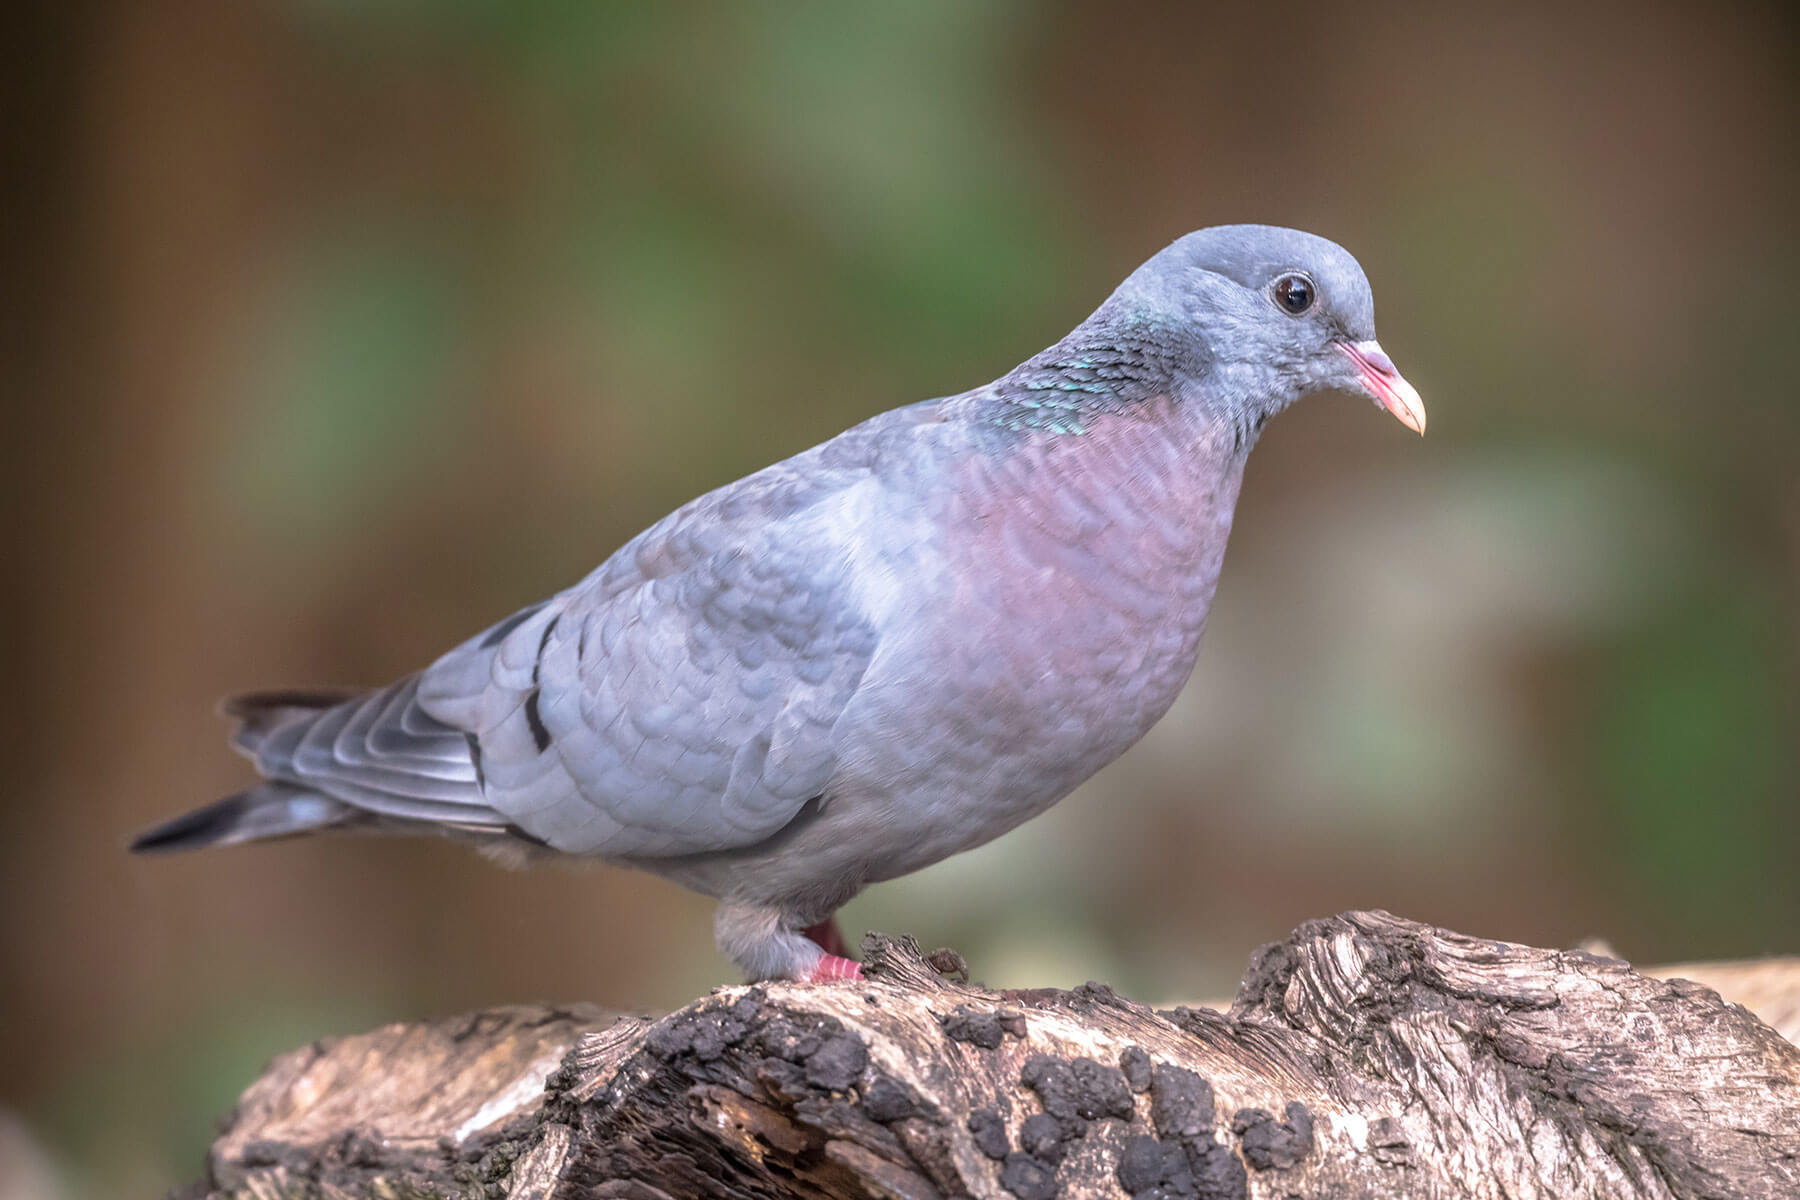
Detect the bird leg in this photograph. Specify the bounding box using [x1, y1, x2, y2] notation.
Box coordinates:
[802, 917, 851, 959]
[714, 900, 863, 982]
[801, 917, 862, 982]
[804, 953, 863, 982]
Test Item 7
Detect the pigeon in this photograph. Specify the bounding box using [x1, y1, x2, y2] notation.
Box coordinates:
[132, 225, 1425, 982]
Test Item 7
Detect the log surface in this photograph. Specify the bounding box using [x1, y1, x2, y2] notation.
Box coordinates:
[189, 912, 1800, 1199]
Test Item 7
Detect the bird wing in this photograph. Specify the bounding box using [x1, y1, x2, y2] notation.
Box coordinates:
[412, 411, 930, 857]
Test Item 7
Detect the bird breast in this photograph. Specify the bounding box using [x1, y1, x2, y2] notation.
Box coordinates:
[829, 406, 1246, 871]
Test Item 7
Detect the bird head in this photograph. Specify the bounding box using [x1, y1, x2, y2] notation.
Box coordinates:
[1119, 224, 1426, 436]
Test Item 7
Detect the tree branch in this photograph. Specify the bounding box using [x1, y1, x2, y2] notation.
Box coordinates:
[189, 912, 1800, 1199]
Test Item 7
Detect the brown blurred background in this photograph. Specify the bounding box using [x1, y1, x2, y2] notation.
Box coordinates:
[4, 2, 1798, 1195]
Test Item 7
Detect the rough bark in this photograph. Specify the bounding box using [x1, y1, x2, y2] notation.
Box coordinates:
[187, 911, 1800, 1200]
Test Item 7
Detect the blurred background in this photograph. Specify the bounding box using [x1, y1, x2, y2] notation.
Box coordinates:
[4, 2, 1797, 1195]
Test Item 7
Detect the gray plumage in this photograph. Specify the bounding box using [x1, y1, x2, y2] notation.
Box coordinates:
[133, 225, 1425, 981]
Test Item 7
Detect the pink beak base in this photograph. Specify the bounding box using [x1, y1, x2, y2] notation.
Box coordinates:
[1338, 340, 1427, 435]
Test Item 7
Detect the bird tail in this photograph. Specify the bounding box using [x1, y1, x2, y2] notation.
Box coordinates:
[222, 688, 363, 756]
[128, 783, 356, 853]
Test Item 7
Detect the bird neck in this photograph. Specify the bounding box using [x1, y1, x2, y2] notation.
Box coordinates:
[970, 300, 1236, 441]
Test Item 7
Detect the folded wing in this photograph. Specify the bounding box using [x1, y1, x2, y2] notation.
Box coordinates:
[414, 444, 896, 857]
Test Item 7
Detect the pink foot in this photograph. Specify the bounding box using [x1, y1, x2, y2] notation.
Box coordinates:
[804, 953, 864, 983]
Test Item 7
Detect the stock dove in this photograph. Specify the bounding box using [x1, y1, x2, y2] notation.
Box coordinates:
[133, 225, 1426, 982]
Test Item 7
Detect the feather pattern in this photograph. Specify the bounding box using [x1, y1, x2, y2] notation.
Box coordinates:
[234, 676, 499, 827]
[411, 406, 938, 856]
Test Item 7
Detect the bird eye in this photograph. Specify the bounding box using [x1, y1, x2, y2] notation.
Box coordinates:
[1272, 273, 1315, 315]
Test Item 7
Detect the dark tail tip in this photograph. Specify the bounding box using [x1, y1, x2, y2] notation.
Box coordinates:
[129, 786, 350, 854]
[129, 793, 259, 854]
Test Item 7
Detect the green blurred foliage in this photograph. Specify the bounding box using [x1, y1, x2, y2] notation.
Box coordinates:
[225, 230, 473, 542]
[1597, 579, 1799, 946]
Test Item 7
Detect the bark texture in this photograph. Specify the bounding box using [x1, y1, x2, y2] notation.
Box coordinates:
[188, 911, 1800, 1199]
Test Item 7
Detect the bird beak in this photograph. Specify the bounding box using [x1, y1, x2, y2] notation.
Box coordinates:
[1337, 340, 1426, 436]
